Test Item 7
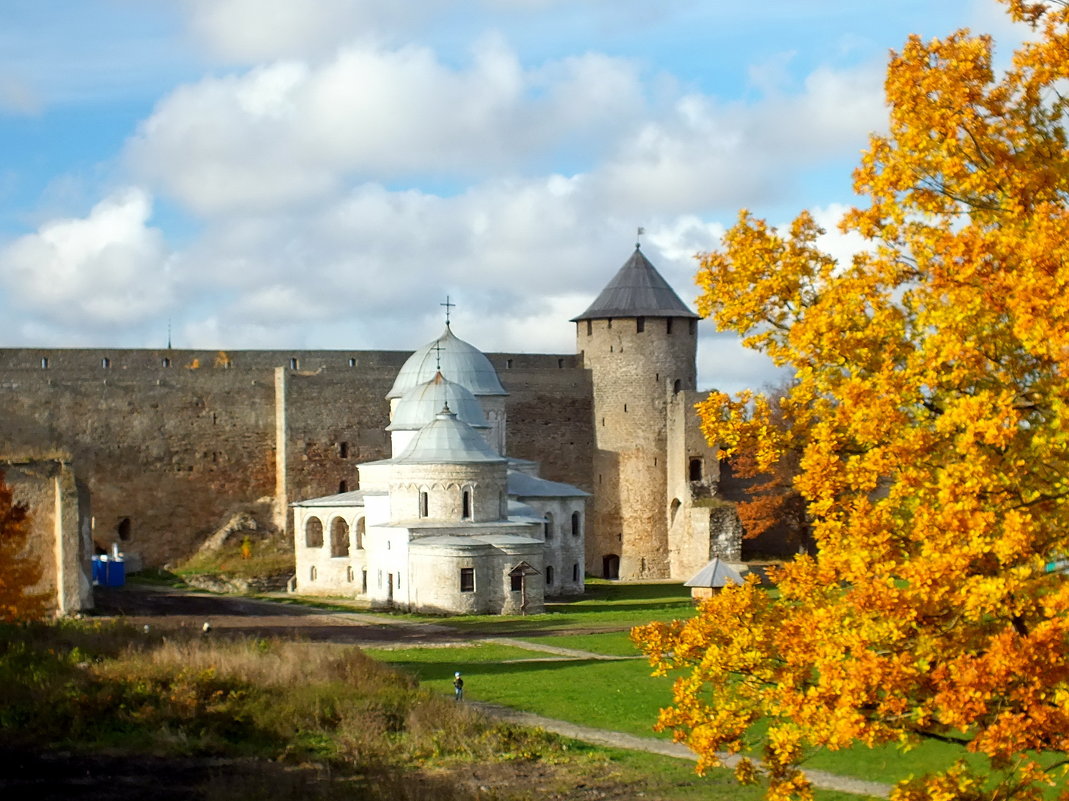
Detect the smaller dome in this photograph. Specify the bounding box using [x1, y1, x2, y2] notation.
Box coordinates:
[387, 371, 489, 431]
[387, 326, 507, 399]
[393, 406, 506, 464]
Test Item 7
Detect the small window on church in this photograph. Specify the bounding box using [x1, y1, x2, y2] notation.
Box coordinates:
[506, 358, 513, 369]
[558, 358, 564, 368]
[544, 513, 554, 539]
[419, 491, 429, 518]
[338, 480, 348, 493]
[162, 357, 171, 368]
[117, 517, 131, 542]
[573, 562, 580, 582]
[305, 517, 324, 548]
[607, 318, 613, 329]
[460, 567, 475, 592]
[673, 379, 682, 394]
[310, 566, 317, 581]
[346, 566, 354, 583]
[571, 511, 581, 537]
[362, 569, 368, 592]
[462, 489, 471, 519]
[510, 573, 523, 592]
[546, 565, 555, 585]
[330, 517, 349, 557]
[355, 518, 365, 550]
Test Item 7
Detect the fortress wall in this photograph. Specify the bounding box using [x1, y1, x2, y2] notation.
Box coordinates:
[0, 348, 595, 568]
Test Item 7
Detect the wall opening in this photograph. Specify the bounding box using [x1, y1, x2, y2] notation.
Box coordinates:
[419, 491, 429, 518]
[338, 480, 348, 493]
[544, 512, 554, 539]
[162, 357, 171, 368]
[339, 442, 349, 458]
[460, 567, 475, 592]
[310, 566, 317, 581]
[462, 489, 471, 519]
[586, 320, 592, 336]
[546, 565, 555, 586]
[510, 573, 523, 591]
[355, 517, 365, 549]
[348, 357, 356, 367]
[573, 562, 580, 582]
[689, 458, 703, 482]
[571, 511, 581, 537]
[330, 517, 350, 557]
[117, 517, 131, 542]
[666, 318, 673, 335]
[305, 517, 324, 548]
[40, 357, 48, 369]
[289, 357, 299, 369]
[636, 316, 645, 333]
[673, 379, 682, 394]
[346, 566, 354, 583]
[102, 357, 111, 368]
[670, 498, 682, 525]
[362, 569, 368, 593]
[602, 554, 620, 579]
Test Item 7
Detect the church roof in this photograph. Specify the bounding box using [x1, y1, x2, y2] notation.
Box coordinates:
[387, 371, 489, 431]
[571, 246, 699, 321]
[382, 407, 506, 465]
[507, 470, 590, 498]
[387, 326, 507, 399]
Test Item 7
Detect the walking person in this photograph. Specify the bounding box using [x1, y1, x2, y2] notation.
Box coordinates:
[453, 671, 464, 702]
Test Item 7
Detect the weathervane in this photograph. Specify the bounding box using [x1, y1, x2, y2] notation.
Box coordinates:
[441, 295, 456, 327]
[636, 226, 645, 249]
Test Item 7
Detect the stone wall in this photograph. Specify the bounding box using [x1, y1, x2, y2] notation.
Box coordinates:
[0, 348, 593, 568]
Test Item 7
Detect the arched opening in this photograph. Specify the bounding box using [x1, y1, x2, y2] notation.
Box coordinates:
[544, 512, 555, 539]
[309, 565, 317, 581]
[673, 379, 682, 394]
[338, 479, 348, 493]
[546, 565, 555, 586]
[419, 490, 429, 518]
[573, 563, 580, 582]
[689, 458, 702, 482]
[116, 517, 131, 542]
[330, 517, 350, 557]
[305, 517, 323, 548]
[355, 517, 365, 550]
[571, 511, 581, 537]
[602, 554, 620, 580]
[346, 566, 354, 583]
[462, 488, 472, 519]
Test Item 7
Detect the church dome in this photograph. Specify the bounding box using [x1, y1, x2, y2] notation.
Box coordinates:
[387, 326, 507, 399]
[393, 406, 506, 464]
[387, 371, 490, 432]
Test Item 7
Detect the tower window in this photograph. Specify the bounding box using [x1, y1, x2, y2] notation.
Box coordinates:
[462, 489, 472, 519]
[339, 442, 349, 459]
[666, 319, 673, 335]
[571, 511, 581, 537]
[636, 317, 645, 333]
[689, 458, 703, 482]
[690, 319, 696, 335]
[419, 491, 429, 518]
[586, 320, 592, 336]
[460, 567, 475, 592]
[338, 480, 348, 493]
[162, 357, 171, 368]
[506, 358, 513, 369]
[557, 358, 564, 368]
[544, 513, 555, 539]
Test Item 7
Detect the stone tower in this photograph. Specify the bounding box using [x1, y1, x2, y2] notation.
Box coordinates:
[573, 245, 700, 579]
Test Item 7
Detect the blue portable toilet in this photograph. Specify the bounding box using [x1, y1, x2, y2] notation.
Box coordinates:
[105, 558, 126, 587]
[91, 556, 106, 586]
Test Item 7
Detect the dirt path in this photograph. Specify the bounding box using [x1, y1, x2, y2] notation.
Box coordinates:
[93, 584, 891, 798]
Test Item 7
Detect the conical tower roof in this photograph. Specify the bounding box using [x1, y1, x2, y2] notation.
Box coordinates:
[572, 245, 699, 321]
[387, 326, 507, 400]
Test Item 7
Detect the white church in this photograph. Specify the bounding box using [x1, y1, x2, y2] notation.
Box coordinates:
[291, 324, 588, 614]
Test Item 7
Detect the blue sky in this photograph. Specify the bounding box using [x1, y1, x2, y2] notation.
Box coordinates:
[0, 0, 1023, 392]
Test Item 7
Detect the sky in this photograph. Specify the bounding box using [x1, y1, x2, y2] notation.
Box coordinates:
[0, 0, 1026, 393]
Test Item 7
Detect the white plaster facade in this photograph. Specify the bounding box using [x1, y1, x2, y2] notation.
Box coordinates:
[292, 327, 587, 614]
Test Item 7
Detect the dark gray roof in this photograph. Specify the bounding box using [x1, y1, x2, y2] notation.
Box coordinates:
[572, 246, 699, 321]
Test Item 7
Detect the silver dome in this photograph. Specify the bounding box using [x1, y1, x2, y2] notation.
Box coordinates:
[387, 371, 489, 432]
[386, 326, 507, 399]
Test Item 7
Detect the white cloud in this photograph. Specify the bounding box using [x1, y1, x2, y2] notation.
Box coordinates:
[0, 188, 176, 330]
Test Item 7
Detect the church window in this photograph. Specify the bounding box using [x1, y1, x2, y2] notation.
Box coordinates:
[666, 319, 673, 334]
[636, 317, 645, 333]
[377, 570, 382, 588]
[362, 569, 368, 592]
[419, 491, 429, 518]
[510, 573, 523, 592]
[310, 566, 317, 581]
[546, 565, 555, 585]
[689, 458, 703, 482]
[346, 566, 353, 583]
[462, 489, 472, 519]
[460, 567, 475, 592]
[339, 442, 349, 459]
[571, 512, 581, 537]
[544, 513, 554, 539]
[396, 573, 401, 590]
[305, 517, 324, 548]
[330, 517, 349, 557]
[355, 518, 365, 549]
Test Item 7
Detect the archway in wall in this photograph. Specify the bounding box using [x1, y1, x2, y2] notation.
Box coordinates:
[305, 517, 323, 548]
[602, 554, 620, 579]
[117, 517, 131, 542]
[330, 517, 350, 557]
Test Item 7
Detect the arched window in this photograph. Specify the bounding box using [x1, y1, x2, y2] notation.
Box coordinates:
[571, 511, 581, 537]
[310, 565, 317, 581]
[305, 517, 323, 548]
[673, 379, 682, 394]
[462, 488, 472, 519]
[689, 458, 702, 482]
[346, 566, 354, 583]
[546, 565, 555, 585]
[544, 512, 555, 539]
[355, 517, 365, 550]
[419, 490, 429, 518]
[117, 517, 131, 542]
[330, 517, 349, 557]
[573, 563, 580, 582]
[338, 480, 348, 493]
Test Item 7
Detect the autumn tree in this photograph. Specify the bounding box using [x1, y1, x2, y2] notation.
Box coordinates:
[0, 470, 48, 622]
[634, 3, 1069, 800]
